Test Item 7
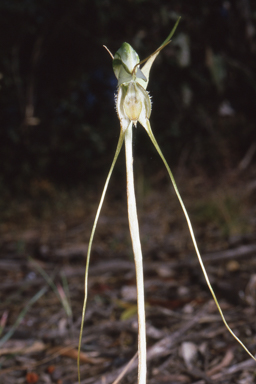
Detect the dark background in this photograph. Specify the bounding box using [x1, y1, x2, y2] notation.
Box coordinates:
[0, 0, 256, 195]
[1, 3, 256, 383]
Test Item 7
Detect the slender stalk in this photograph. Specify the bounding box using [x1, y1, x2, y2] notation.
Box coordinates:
[125, 122, 147, 384]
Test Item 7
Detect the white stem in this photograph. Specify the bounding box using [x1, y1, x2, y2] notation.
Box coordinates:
[125, 123, 147, 384]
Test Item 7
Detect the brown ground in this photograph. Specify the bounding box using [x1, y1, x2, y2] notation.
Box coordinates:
[1, 167, 256, 384]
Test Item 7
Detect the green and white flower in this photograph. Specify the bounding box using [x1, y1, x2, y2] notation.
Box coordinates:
[78, 16, 256, 384]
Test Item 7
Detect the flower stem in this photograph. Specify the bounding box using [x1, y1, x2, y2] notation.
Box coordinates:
[125, 122, 147, 384]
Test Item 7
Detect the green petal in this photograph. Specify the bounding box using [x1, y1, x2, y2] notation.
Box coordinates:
[137, 17, 181, 89]
[113, 42, 140, 85]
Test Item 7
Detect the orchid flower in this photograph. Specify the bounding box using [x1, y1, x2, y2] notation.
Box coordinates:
[78, 17, 255, 384]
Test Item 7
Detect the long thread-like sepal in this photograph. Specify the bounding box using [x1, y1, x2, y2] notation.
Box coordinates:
[145, 119, 256, 362]
[78, 130, 125, 383]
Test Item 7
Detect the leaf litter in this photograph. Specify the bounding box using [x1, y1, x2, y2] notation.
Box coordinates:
[0, 170, 256, 384]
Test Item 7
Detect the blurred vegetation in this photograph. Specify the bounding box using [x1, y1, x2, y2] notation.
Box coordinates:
[1, 0, 256, 195]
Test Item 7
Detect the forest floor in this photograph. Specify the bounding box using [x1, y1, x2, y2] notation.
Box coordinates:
[1, 166, 256, 384]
